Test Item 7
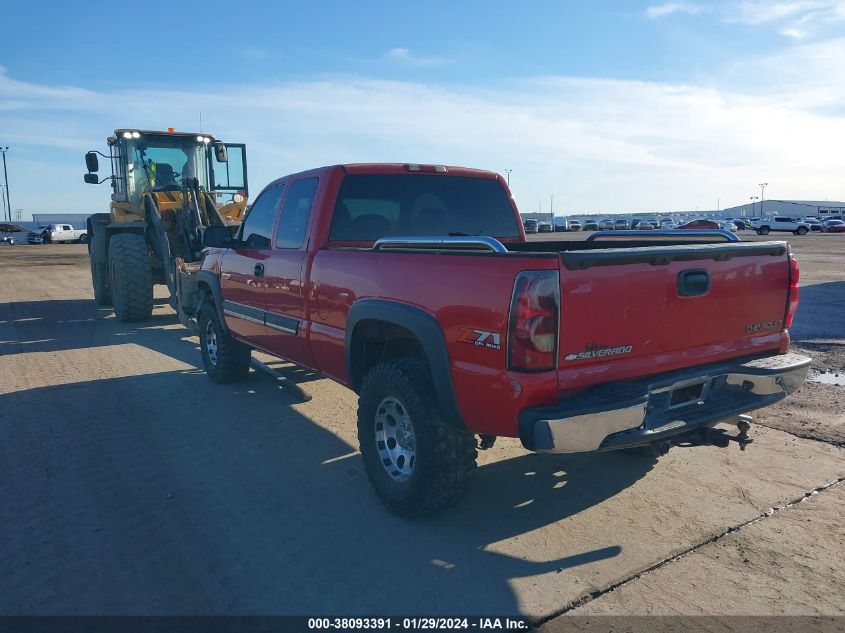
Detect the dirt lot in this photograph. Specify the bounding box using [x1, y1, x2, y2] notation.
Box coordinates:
[0, 234, 843, 622]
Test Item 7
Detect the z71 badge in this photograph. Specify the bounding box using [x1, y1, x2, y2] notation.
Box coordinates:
[458, 328, 502, 350]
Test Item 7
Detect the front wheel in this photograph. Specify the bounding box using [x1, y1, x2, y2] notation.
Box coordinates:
[758, 226, 770, 235]
[198, 301, 251, 383]
[108, 233, 153, 322]
[357, 359, 477, 517]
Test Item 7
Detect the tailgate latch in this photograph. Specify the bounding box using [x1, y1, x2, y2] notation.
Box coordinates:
[677, 269, 711, 296]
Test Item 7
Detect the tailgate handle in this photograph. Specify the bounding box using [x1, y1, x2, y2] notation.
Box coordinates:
[678, 269, 710, 296]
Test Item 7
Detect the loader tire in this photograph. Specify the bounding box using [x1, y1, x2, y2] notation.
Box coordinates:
[108, 233, 153, 322]
[90, 255, 112, 306]
[357, 359, 477, 517]
[198, 301, 251, 383]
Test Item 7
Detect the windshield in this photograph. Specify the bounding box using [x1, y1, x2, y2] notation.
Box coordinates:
[328, 174, 520, 242]
[123, 135, 211, 206]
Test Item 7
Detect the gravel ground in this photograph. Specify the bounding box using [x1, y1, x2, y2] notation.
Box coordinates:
[0, 236, 842, 621]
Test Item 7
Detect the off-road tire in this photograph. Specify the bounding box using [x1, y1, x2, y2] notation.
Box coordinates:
[90, 255, 112, 306]
[198, 301, 251, 383]
[357, 359, 477, 517]
[108, 233, 153, 322]
[758, 226, 770, 235]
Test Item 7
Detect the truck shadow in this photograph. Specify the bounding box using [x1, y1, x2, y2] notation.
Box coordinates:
[0, 298, 658, 616]
[788, 280, 845, 343]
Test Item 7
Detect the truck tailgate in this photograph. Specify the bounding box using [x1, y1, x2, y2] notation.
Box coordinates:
[556, 241, 791, 389]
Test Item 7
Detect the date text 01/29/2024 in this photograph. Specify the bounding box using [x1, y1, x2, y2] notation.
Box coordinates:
[307, 617, 529, 630]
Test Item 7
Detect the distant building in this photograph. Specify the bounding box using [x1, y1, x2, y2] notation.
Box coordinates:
[721, 200, 845, 219]
[31, 213, 93, 227]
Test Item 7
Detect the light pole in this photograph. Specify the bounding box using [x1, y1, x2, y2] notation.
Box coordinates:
[759, 182, 768, 216]
[0, 147, 10, 223]
[549, 194, 555, 225]
[505, 169, 512, 187]
[0, 185, 6, 223]
[750, 196, 759, 216]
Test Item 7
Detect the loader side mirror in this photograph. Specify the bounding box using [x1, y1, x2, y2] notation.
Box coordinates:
[202, 225, 234, 248]
[85, 152, 99, 172]
[84, 173, 99, 184]
[214, 143, 228, 163]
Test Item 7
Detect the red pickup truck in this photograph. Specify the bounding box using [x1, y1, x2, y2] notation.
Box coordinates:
[190, 163, 809, 516]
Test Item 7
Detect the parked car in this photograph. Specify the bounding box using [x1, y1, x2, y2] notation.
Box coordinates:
[719, 221, 737, 233]
[751, 217, 810, 236]
[678, 219, 720, 229]
[1, 223, 25, 245]
[27, 223, 88, 244]
[634, 221, 655, 230]
[600, 219, 615, 230]
[732, 219, 748, 230]
[821, 219, 845, 233]
[194, 162, 809, 516]
[802, 217, 822, 232]
[522, 219, 539, 234]
[554, 218, 568, 232]
[659, 219, 676, 229]
[538, 221, 553, 233]
[613, 219, 629, 229]
[568, 220, 582, 232]
[630, 218, 643, 228]
[583, 219, 599, 231]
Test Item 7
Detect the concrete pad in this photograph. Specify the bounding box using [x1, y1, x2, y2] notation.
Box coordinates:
[572, 483, 845, 615]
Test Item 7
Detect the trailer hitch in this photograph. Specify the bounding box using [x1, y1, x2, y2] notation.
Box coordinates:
[700, 414, 753, 451]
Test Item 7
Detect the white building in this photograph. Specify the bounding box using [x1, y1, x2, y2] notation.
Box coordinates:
[722, 200, 845, 219]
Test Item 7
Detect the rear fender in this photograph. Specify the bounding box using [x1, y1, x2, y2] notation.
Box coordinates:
[346, 299, 463, 428]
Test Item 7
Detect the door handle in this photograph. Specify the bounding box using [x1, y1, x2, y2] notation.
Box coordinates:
[254, 263, 265, 278]
[677, 269, 710, 296]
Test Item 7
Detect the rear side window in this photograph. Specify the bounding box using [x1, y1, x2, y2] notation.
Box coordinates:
[240, 184, 285, 248]
[328, 174, 519, 242]
[276, 177, 318, 249]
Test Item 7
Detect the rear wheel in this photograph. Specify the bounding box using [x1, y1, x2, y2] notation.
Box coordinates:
[357, 359, 477, 517]
[108, 233, 153, 322]
[90, 255, 112, 306]
[198, 301, 251, 382]
[78, 233, 89, 244]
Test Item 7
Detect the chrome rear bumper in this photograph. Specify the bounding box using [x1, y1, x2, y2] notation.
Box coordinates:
[519, 352, 811, 453]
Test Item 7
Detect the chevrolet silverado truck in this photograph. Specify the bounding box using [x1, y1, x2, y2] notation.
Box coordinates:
[189, 163, 809, 516]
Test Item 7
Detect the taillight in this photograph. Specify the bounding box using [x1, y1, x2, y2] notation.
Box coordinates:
[785, 256, 800, 328]
[508, 270, 560, 371]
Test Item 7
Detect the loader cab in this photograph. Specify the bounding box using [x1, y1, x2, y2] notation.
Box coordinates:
[89, 130, 248, 220]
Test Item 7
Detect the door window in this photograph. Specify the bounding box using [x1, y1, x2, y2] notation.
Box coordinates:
[211, 144, 248, 204]
[239, 184, 285, 249]
[276, 177, 318, 249]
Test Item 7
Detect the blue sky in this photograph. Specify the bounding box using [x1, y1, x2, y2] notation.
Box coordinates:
[1, 1, 845, 218]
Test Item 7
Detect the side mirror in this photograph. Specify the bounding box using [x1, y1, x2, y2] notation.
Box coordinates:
[85, 152, 99, 173]
[202, 225, 234, 248]
[214, 143, 228, 163]
[84, 173, 99, 184]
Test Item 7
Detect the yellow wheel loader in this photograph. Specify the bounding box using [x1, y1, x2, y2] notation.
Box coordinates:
[83, 129, 248, 324]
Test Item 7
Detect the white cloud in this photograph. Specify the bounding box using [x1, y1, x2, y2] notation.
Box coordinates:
[1, 42, 845, 217]
[724, 1, 845, 38]
[646, 2, 707, 18]
[386, 47, 448, 67]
